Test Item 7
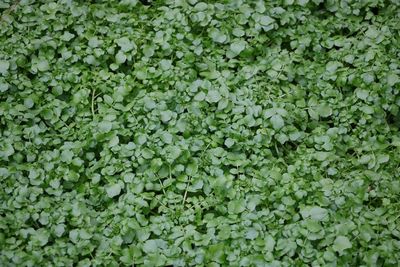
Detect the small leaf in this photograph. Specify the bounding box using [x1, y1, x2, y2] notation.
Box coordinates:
[54, 224, 65, 237]
[245, 228, 258, 240]
[228, 199, 246, 214]
[206, 90, 221, 103]
[161, 132, 173, 144]
[259, 15, 274, 26]
[161, 111, 173, 122]
[194, 91, 206, 101]
[316, 104, 332, 117]
[116, 51, 127, 64]
[333, 236, 352, 252]
[143, 45, 155, 58]
[314, 151, 330, 161]
[210, 29, 227, 43]
[186, 162, 198, 176]
[270, 114, 284, 130]
[88, 37, 101, 48]
[365, 27, 379, 39]
[0, 60, 10, 75]
[230, 40, 246, 54]
[224, 138, 235, 148]
[160, 59, 172, 70]
[116, 37, 136, 52]
[106, 183, 122, 198]
[387, 73, 399, 86]
[37, 60, 50, 72]
[356, 89, 369, 100]
[326, 61, 342, 73]
[98, 121, 113, 133]
[300, 206, 328, 221]
[232, 28, 245, 37]
[0, 83, 9, 92]
[265, 235, 276, 252]
[61, 150, 74, 163]
[143, 239, 158, 253]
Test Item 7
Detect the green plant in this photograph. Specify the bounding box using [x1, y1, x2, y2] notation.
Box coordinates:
[1, 0, 400, 266]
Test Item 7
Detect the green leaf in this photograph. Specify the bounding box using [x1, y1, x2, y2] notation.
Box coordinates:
[316, 104, 332, 117]
[143, 45, 155, 58]
[206, 90, 221, 103]
[123, 173, 135, 183]
[24, 98, 34, 108]
[161, 111, 173, 123]
[106, 183, 122, 198]
[54, 224, 65, 237]
[186, 162, 198, 176]
[210, 29, 227, 43]
[314, 151, 330, 161]
[160, 59, 172, 70]
[270, 114, 284, 130]
[98, 121, 113, 133]
[245, 228, 258, 240]
[61, 150, 74, 163]
[143, 239, 158, 253]
[300, 206, 328, 221]
[230, 40, 246, 54]
[224, 138, 235, 148]
[161, 132, 173, 144]
[0, 82, 9, 92]
[326, 61, 342, 73]
[115, 51, 127, 64]
[144, 98, 156, 110]
[37, 59, 50, 72]
[355, 89, 369, 100]
[333, 236, 352, 252]
[264, 235, 276, 252]
[194, 91, 206, 101]
[34, 230, 49, 246]
[298, 0, 309, 6]
[387, 73, 399, 86]
[0, 60, 10, 75]
[88, 36, 101, 48]
[232, 28, 245, 37]
[365, 27, 379, 39]
[228, 199, 246, 214]
[116, 37, 136, 52]
[259, 15, 274, 26]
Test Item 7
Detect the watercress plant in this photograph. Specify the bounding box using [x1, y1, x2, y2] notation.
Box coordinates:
[1, 0, 400, 266]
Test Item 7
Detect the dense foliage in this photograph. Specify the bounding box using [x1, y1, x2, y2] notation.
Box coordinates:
[1, 0, 400, 266]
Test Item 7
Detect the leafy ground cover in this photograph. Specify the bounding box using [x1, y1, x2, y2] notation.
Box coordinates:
[1, 0, 400, 266]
